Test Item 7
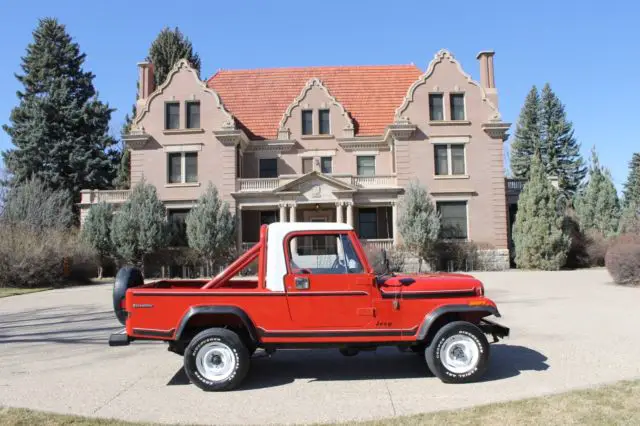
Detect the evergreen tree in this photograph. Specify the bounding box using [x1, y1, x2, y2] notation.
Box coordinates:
[147, 27, 201, 86]
[185, 184, 235, 275]
[619, 202, 640, 234]
[110, 180, 167, 271]
[513, 153, 570, 270]
[539, 84, 586, 199]
[398, 180, 440, 271]
[574, 148, 620, 237]
[623, 152, 640, 207]
[82, 202, 114, 278]
[2, 18, 118, 199]
[510, 86, 541, 179]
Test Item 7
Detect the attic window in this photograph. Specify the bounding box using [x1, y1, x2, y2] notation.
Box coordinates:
[319, 109, 330, 135]
[302, 110, 313, 135]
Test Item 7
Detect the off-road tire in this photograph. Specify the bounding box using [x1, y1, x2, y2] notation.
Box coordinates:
[183, 328, 249, 391]
[425, 321, 489, 384]
[113, 266, 144, 325]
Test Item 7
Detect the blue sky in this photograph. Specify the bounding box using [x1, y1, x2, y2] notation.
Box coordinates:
[1, 0, 638, 191]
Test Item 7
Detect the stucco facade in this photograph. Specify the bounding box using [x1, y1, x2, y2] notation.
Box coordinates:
[79, 49, 511, 269]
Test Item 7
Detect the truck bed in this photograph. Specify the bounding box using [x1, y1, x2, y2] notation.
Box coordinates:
[143, 279, 259, 290]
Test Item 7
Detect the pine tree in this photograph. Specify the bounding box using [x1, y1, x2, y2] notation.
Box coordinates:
[540, 84, 586, 199]
[185, 184, 235, 275]
[574, 148, 620, 237]
[110, 180, 167, 270]
[513, 153, 570, 270]
[82, 202, 114, 278]
[398, 180, 440, 271]
[2, 18, 118, 199]
[147, 27, 201, 86]
[619, 202, 640, 234]
[510, 86, 541, 179]
[623, 152, 640, 207]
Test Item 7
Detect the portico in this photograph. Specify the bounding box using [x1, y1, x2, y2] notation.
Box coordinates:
[234, 171, 401, 251]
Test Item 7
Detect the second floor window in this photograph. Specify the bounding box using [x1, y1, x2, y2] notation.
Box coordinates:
[434, 144, 466, 176]
[167, 152, 198, 184]
[302, 110, 313, 135]
[321, 156, 332, 173]
[357, 156, 375, 177]
[450, 94, 465, 120]
[319, 109, 330, 135]
[302, 158, 313, 174]
[186, 101, 200, 129]
[429, 94, 444, 121]
[259, 158, 278, 178]
[165, 102, 180, 129]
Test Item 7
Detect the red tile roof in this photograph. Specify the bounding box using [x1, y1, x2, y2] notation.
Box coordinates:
[207, 65, 422, 140]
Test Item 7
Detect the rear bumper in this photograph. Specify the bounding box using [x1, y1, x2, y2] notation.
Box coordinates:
[109, 329, 132, 346]
[479, 319, 510, 343]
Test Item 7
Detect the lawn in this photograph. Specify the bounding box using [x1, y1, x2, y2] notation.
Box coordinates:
[0, 287, 51, 298]
[1, 379, 639, 425]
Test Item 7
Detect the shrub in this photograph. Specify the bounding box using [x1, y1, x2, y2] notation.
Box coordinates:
[585, 230, 610, 267]
[81, 202, 114, 278]
[365, 245, 405, 275]
[605, 234, 640, 286]
[0, 224, 96, 288]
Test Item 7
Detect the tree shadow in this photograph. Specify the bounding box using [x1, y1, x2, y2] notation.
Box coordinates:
[167, 344, 548, 390]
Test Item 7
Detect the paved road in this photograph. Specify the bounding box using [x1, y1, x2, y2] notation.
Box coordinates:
[1, 269, 640, 424]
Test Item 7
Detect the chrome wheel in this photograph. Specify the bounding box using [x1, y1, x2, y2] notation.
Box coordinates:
[439, 334, 479, 374]
[195, 342, 236, 382]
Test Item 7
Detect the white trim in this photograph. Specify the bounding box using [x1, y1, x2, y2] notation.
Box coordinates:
[163, 143, 203, 153]
[297, 150, 337, 157]
[429, 136, 470, 144]
[354, 150, 379, 156]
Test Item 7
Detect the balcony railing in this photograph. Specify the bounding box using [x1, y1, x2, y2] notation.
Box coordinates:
[236, 174, 397, 192]
[506, 178, 526, 194]
[360, 238, 394, 251]
[80, 189, 131, 204]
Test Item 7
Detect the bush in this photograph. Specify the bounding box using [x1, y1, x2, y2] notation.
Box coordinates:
[0, 224, 97, 288]
[605, 234, 640, 286]
[585, 230, 610, 267]
[364, 245, 406, 275]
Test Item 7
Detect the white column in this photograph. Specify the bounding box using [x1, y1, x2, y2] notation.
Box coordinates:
[346, 202, 353, 227]
[279, 203, 287, 222]
[289, 203, 297, 222]
[391, 201, 398, 246]
[236, 206, 243, 251]
[336, 202, 344, 223]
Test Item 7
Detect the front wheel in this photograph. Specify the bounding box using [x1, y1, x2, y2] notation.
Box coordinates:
[183, 328, 249, 391]
[425, 321, 489, 384]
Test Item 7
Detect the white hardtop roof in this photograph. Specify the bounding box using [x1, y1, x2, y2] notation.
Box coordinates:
[267, 222, 353, 233]
[265, 222, 354, 292]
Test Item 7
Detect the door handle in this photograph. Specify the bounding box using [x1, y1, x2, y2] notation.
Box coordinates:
[295, 276, 310, 290]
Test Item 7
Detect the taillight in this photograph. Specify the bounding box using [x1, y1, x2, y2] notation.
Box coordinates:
[475, 285, 484, 296]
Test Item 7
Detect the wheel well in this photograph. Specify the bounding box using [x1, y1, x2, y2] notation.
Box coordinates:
[422, 311, 489, 347]
[178, 313, 256, 347]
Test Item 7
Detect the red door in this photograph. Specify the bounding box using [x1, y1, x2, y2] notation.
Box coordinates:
[284, 232, 375, 328]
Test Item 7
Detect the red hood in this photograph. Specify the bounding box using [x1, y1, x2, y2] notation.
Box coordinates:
[380, 272, 483, 293]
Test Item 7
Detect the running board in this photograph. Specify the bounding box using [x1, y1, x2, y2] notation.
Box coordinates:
[108, 328, 131, 346]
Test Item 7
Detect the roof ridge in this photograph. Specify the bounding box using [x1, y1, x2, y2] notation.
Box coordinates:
[210, 63, 420, 76]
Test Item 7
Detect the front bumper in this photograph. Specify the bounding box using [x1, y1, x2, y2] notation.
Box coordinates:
[109, 329, 131, 346]
[479, 319, 510, 343]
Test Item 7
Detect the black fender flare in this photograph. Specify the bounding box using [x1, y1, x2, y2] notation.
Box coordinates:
[417, 304, 500, 341]
[174, 306, 259, 345]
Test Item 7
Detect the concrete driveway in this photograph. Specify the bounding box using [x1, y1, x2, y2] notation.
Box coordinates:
[1, 269, 639, 424]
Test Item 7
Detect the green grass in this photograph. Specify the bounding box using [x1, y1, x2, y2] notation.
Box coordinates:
[2, 379, 640, 425]
[0, 287, 51, 298]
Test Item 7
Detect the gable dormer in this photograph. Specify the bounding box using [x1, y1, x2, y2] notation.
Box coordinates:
[277, 78, 355, 140]
[129, 59, 235, 146]
[395, 49, 507, 139]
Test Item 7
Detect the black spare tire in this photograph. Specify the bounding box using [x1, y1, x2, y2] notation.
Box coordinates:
[113, 266, 144, 325]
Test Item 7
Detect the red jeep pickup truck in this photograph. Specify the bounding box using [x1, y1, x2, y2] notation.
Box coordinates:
[109, 222, 508, 391]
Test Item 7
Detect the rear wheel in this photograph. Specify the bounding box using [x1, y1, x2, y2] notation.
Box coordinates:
[183, 328, 249, 391]
[425, 321, 489, 384]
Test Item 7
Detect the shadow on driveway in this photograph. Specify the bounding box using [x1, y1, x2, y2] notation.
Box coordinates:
[167, 344, 549, 390]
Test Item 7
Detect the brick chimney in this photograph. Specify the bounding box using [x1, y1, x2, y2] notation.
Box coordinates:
[137, 61, 155, 100]
[476, 51, 495, 89]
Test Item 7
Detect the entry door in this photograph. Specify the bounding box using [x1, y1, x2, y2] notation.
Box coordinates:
[284, 232, 374, 327]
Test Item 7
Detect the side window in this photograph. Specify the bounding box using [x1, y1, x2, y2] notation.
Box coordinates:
[288, 233, 363, 274]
